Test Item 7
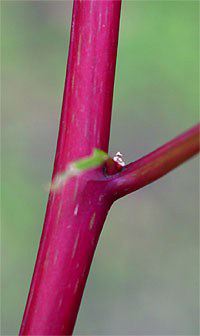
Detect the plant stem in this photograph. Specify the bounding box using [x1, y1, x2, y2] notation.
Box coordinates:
[19, 1, 121, 335]
[19, 0, 200, 334]
[110, 124, 199, 199]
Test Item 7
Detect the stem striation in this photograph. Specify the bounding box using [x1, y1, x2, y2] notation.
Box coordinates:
[110, 124, 199, 199]
[20, 1, 121, 335]
[19, 0, 199, 335]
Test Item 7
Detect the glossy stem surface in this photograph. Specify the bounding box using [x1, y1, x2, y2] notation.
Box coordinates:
[19, 1, 121, 335]
[111, 124, 200, 199]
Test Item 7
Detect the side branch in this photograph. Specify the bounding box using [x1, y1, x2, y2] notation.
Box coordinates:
[111, 124, 199, 199]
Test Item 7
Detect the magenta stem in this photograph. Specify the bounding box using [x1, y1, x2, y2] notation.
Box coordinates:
[111, 124, 200, 199]
[19, 1, 121, 335]
[19, 1, 199, 335]
[54, 0, 121, 172]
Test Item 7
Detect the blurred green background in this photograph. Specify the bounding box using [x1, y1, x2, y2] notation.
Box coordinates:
[1, 0, 199, 335]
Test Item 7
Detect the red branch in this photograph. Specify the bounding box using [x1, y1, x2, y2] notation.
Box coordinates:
[19, 1, 121, 335]
[19, 0, 199, 335]
[110, 124, 199, 199]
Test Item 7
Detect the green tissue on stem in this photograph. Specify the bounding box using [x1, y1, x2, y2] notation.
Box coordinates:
[51, 149, 108, 191]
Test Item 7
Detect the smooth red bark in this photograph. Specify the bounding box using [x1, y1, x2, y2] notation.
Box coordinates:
[20, 1, 122, 335]
[19, 0, 199, 335]
[110, 124, 200, 199]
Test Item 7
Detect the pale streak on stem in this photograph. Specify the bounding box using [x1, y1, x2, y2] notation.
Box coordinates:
[89, 213, 96, 230]
[72, 232, 80, 259]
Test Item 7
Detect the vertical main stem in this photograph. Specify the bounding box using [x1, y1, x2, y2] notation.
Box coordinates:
[54, 0, 121, 172]
[20, 1, 121, 335]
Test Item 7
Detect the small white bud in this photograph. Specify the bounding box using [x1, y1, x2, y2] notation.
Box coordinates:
[113, 152, 125, 166]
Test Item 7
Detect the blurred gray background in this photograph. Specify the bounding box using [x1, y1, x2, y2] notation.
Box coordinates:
[1, 0, 199, 335]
